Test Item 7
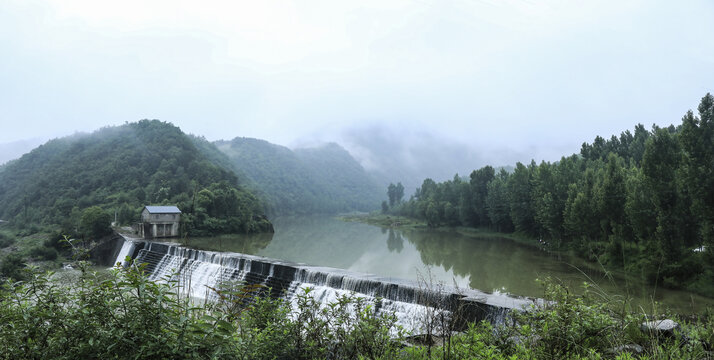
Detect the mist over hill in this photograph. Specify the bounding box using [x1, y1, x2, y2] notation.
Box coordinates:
[0, 138, 46, 166]
[333, 125, 522, 195]
[215, 138, 382, 215]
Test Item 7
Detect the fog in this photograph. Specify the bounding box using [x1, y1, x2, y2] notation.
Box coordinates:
[329, 124, 525, 192]
[2, 0, 713, 175]
[0, 138, 45, 165]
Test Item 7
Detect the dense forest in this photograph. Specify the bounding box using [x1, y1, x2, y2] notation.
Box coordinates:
[390, 93, 714, 296]
[0, 120, 272, 236]
[215, 138, 382, 215]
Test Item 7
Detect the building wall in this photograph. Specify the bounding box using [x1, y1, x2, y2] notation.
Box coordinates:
[139, 210, 181, 238]
[141, 210, 180, 223]
[151, 222, 180, 237]
[140, 221, 180, 238]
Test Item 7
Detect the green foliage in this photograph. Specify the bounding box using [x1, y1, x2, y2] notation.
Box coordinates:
[0, 253, 26, 281]
[28, 245, 58, 261]
[44, 231, 73, 255]
[679, 95, 714, 273]
[0, 232, 15, 248]
[393, 93, 714, 296]
[183, 181, 274, 236]
[387, 182, 405, 207]
[485, 169, 514, 232]
[403, 278, 713, 360]
[469, 166, 495, 227]
[0, 264, 405, 360]
[285, 287, 403, 359]
[381, 200, 389, 214]
[0, 120, 272, 235]
[513, 279, 628, 358]
[215, 138, 382, 216]
[0, 263, 239, 359]
[508, 162, 539, 236]
[79, 206, 112, 240]
[1, 265, 712, 359]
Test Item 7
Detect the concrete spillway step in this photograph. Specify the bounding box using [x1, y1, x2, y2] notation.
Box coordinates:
[134, 250, 166, 273]
[114, 237, 534, 332]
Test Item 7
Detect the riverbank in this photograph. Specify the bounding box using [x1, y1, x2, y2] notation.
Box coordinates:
[340, 213, 540, 248]
[340, 213, 428, 229]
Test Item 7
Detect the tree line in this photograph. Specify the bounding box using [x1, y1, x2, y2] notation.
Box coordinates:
[391, 93, 714, 295]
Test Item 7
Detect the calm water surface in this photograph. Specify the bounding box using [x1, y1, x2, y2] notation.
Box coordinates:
[185, 216, 714, 313]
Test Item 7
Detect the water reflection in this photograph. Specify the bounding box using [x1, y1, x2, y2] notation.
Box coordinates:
[184, 216, 713, 313]
[399, 228, 714, 313]
[401, 229, 589, 295]
[386, 229, 404, 253]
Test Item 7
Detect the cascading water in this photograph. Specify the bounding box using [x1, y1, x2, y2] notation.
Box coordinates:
[113, 235, 140, 267]
[112, 236, 532, 333]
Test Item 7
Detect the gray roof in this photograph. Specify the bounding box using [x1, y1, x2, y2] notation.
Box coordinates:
[144, 206, 181, 214]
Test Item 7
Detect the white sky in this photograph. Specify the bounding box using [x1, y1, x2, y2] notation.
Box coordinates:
[1, 0, 713, 164]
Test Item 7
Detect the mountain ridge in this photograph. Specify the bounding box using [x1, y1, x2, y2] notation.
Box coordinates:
[215, 137, 382, 215]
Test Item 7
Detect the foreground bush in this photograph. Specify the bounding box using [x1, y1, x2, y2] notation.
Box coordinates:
[405, 278, 714, 359]
[0, 265, 712, 359]
[0, 263, 404, 360]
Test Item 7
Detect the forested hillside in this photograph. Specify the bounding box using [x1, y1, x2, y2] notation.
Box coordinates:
[392, 93, 714, 296]
[215, 138, 382, 215]
[0, 120, 272, 235]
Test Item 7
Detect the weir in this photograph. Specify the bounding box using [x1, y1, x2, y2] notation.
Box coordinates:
[112, 235, 533, 332]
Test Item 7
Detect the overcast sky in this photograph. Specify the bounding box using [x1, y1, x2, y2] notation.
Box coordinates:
[1, 0, 713, 166]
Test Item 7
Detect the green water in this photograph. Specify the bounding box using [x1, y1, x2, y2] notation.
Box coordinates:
[184, 216, 714, 314]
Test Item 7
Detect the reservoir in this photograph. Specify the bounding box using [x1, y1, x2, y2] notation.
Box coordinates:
[184, 216, 714, 314]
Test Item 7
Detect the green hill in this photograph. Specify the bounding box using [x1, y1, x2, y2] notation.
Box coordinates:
[0, 120, 272, 235]
[215, 138, 382, 215]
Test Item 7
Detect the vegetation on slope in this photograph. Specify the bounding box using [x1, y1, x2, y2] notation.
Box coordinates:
[215, 138, 382, 215]
[387, 93, 714, 297]
[0, 120, 272, 236]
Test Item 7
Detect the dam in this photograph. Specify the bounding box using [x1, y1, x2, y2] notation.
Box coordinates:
[112, 235, 534, 333]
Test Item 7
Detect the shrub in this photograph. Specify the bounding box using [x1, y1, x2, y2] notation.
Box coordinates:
[79, 206, 112, 240]
[0, 263, 406, 360]
[1, 267, 711, 359]
[28, 246, 58, 261]
[0, 263, 240, 359]
[0, 232, 14, 248]
[0, 253, 26, 281]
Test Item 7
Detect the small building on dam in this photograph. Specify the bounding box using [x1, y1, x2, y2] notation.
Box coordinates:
[139, 205, 181, 238]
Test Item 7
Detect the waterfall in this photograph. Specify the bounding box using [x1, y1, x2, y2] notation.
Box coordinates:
[111, 236, 532, 333]
[113, 237, 138, 267]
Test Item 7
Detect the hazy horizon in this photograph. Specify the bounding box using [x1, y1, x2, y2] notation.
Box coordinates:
[2, 0, 713, 172]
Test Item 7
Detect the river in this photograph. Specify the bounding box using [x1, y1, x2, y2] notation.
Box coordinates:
[184, 216, 714, 314]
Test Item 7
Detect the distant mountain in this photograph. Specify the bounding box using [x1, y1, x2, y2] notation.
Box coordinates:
[0, 120, 272, 234]
[215, 138, 382, 215]
[0, 138, 46, 166]
[337, 126, 492, 196]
